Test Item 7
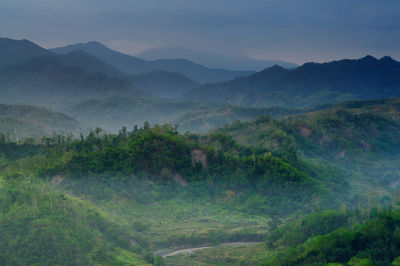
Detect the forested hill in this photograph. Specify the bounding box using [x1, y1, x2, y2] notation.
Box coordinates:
[16, 124, 347, 215]
[182, 56, 400, 108]
[0, 104, 81, 140]
[219, 98, 400, 193]
[0, 122, 351, 265]
[221, 98, 400, 159]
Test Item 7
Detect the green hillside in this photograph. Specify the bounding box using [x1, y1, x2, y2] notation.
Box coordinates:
[222, 98, 400, 156]
[264, 210, 400, 265]
[1, 100, 400, 265]
[0, 177, 149, 265]
[0, 104, 81, 140]
[0, 123, 349, 265]
[219, 98, 400, 200]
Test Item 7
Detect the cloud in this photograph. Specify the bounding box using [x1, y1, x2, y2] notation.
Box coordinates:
[0, 0, 399, 64]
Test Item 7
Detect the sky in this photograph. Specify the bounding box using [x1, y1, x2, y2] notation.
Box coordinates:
[0, 0, 399, 65]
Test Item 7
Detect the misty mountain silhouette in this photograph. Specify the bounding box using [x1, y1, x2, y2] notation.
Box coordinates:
[183, 56, 400, 108]
[51, 41, 254, 83]
[0, 37, 49, 69]
[138, 45, 298, 71]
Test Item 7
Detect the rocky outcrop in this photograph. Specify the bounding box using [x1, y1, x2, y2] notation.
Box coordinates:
[191, 149, 207, 168]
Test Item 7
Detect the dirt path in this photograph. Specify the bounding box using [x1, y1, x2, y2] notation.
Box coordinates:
[154, 242, 263, 258]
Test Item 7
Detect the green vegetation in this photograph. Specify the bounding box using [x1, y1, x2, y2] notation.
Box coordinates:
[1, 98, 400, 265]
[0, 104, 81, 139]
[220, 98, 400, 198]
[0, 176, 149, 265]
[31, 124, 327, 215]
[2, 37, 400, 266]
[0, 123, 345, 265]
[266, 210, 400, 265]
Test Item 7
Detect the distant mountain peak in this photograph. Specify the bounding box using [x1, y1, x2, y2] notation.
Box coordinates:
[259, 64, 289, 74]
[380, 55, 396, 62]
[268, 64, 286, 71]
[0, 37, 50, 69]
[360, 55, 377, 61]
[84, 41, 107, 48]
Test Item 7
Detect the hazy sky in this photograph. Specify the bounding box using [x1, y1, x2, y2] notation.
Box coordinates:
[1, 0, 399, 64]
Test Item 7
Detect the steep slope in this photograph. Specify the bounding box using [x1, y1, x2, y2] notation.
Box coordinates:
[0, 104, 82, 139]
[51, 41, 254, 83]
[0, 177, 149, 265]
[0, 37, 50, 69]
[183, 56, 400, 108]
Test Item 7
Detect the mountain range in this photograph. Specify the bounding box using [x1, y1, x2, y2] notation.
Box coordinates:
[3, 36, 400, 266]
[51, 41, 254, 83]
[0, 38, 256, 100]
[183, 56, 400, 108]
[0, 52, 143, 104]
[3, 36, 400, 136]
[138, 45, 298, 71]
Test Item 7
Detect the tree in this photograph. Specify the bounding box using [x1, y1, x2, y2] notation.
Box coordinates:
[144, 121, 150, 131]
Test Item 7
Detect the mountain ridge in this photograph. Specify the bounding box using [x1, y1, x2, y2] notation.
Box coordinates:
[51, 41, 254, 83]
[182, 55, 400, 108]
[137, 45, 298, 71]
